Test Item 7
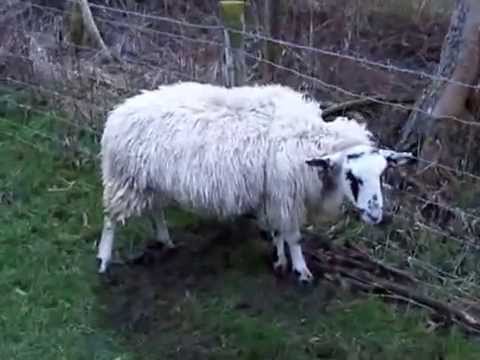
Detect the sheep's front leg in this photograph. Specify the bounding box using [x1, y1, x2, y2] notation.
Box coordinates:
[97, 215, 116, 273]
[150, 210, 175, 248]
[284, 230, 313, 284]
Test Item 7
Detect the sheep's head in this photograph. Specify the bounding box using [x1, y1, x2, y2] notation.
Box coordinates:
[306, 144, 415, 225]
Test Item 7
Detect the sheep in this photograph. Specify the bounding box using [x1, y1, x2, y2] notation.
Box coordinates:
[97, 81, 415, 283]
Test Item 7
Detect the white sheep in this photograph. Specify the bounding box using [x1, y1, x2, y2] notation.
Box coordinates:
[97, 81, 414, 283]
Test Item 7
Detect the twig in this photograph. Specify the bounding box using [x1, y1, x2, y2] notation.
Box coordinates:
[343, 243, 418, 284]
[308, 252, 480, 334]
[77, 0, 120, 63]
[321, 95, 415, 118]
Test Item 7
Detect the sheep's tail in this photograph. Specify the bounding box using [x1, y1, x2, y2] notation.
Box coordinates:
[102, 175, 154, 224]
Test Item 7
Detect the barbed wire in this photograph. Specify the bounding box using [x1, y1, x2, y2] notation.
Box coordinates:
[3, 43, 480, 185]
[243, 53, 480, 130]
[30, 4, 225, 56]
[0, 48, 202, 92]
[3, 73, 480, 236]
[63, 0, 223, 31]
[28, 3, 226, 49]
[50, 0, 480, 91]
[24, 2, 480, 133]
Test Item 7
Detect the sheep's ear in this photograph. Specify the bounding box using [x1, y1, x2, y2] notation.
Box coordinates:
[305, 158, 332, 171]
[306, 153, 341, 173]
[378, 149, 416, 168]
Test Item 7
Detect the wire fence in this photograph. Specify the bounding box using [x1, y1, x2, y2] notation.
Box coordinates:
[24, 2, 480, 131]
[3, 3, 480, 197]
[50, 0, 480, 91]
[2, 0, 480, 304]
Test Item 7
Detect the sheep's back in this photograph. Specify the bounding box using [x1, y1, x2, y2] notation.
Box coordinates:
[101, 85, 275, 218]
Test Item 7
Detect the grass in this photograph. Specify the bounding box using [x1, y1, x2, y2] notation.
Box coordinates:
[1, 96, 480, 359]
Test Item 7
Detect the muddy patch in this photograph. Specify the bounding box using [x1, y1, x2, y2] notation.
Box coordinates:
[93, 220, 341, 357]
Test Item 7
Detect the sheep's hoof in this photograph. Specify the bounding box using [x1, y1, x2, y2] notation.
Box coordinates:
[96, 257, 124, 273]
[273, 259, 288, 276]
[294, 268, 314, 285]
[165, 241, 179, 251]
[97, 257, 109, 274]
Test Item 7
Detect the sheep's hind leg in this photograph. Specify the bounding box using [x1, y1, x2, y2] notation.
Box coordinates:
[97, 215, 116, 273]
[284, 230, 313, 284]
[150, 210, 175, 248]
[272, 232, 288, 274]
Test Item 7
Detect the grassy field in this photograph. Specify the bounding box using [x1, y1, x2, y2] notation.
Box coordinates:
[1, 98, 480, 359]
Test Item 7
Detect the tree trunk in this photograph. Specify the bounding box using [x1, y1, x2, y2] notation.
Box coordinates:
[69, 0, 117, 62]
[396, 0, 480, 176]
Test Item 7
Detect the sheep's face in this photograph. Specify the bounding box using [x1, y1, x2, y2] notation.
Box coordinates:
[306, 145, 415, 225]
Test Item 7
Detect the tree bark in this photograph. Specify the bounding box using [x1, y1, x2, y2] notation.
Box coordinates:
[396, 0, 480, 174]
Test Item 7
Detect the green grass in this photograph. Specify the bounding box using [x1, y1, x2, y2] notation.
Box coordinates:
[1, 98, 480, 359]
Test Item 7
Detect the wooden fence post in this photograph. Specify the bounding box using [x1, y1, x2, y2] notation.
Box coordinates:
[219, 0, 246, 87]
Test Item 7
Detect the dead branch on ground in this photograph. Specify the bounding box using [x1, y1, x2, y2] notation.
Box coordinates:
[302, 231, 480, 335]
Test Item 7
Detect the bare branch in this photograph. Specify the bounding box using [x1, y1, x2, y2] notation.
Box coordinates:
[76, 0, 118, 62]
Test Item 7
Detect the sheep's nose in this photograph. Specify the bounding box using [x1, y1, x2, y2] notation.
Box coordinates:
[367, 214, 382, 224]
[359, 209, 382, 224]
[378, 212, 393, 225]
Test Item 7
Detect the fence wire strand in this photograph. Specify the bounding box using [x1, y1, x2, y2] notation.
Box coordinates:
[49, 0, 480, 90]
[8, 6, 480, 181]
[3, 44, 480, 184]
[23, 2, 480, 132]
[4, 78, 480, 232]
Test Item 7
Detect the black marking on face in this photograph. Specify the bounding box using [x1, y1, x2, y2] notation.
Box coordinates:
[347, 152, 365, 160]
[321, 170, 338, 194]
[306, 158, 331, 170]
[346, 170, 363, 202]
[385, 156, 398, 166]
